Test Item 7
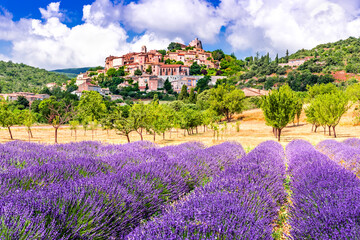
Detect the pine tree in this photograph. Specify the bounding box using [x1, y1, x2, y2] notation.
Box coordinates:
[164, 78, 173, 93]
[285, 49, 289, 63]
[189, 88, 196, 104]
[275, 54, 279, 65]
[178, 85, 189, 101]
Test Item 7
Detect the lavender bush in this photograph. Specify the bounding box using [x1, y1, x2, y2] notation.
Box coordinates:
[0, 141, 245, 239]
[127, 140, 285, 239]
[287, 140, 360, 239]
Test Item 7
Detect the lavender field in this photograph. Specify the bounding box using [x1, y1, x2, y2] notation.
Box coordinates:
[0, 139, 360, 239]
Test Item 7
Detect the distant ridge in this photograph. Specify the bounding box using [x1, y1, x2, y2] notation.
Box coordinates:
[51, 67, 93, 78]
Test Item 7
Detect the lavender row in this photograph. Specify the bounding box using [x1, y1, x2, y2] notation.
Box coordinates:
[0, 141, 245, 239]
[286, 140, 360, 238]
[127, 141, 286, 239]
[316, 139, 360, 176]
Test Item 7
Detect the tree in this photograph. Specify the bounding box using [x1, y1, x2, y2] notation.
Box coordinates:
[21, 110, 36, 141]
[134, 69, 142, 76]
[212, 49, 225, 61]
[16, 96, 29, 110]
[69, 120, 80, 141]
[39, 97, 76, 143]
[77, 91, 107, 122]
[190, 62, 201, 75]
[108, 106, 134, 143]
[285, 49, 289, 63]
[106, 68, 116, 77]
[196, 76, 210, 93]
[178, 85, 189, 101]
[0, 102, 19, 140]
[164, 78, 173, 94]
[311, 91, 350, 137]
[196, 89, 211, 110]
[275, 54, 279, 65]
[146, 65, 152, 74]
[167, 42, 182, 51]
[129, 102, 150, 141]
[189, 88, 197, 104]
[208, 84, 246, 122]
[261, 85, 297, 141]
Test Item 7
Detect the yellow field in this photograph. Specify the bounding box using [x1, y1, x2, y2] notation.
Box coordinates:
[1, 108, 359, 149]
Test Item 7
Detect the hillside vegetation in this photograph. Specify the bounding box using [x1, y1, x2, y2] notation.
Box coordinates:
[0, 61, 69, 93]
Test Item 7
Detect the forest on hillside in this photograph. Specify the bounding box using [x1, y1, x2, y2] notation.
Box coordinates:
[0, 61, 69, 93]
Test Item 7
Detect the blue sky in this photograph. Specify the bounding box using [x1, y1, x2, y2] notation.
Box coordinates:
[0, 0, 359, 70]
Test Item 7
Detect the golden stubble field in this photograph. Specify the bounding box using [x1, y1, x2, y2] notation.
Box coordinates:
[1, 108, 359, 149]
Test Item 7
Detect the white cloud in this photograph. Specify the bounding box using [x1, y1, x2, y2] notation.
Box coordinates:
[123, 0, 225, 43]
[220, 0, 360, 55]
[39, 2, 63, 20]
[0, 1, 179, 70]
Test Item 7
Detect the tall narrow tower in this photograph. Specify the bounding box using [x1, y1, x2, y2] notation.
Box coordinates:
[141, 45, 147, 53]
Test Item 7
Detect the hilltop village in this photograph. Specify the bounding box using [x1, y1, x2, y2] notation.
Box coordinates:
[73, 38, 227, 97]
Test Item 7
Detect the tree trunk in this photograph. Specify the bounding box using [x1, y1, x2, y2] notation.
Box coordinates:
[328, 126, 331, 136]
[138, 131, 143, 141]
[92, 129, 94, 140]
[28, 129, 30, 142]
[153, 132, 156, 142]
[75, 129, 77, 141]
[311, 124, 314, 132]
[277, 128, 281, 142]
[323, 127, 326, 134]
[163, 132, 165, 140]
[7, 127, 13, 140]
[71, 130, 73, 136]
[204, 125, 206, 132]
[55, 127, 59, 144]
[126, 134, 130, 143]
[213, 130, 216, 139]
[333, 126, 337, 138]
[183, 130, 186, 136]
[314, 125, 318, 133]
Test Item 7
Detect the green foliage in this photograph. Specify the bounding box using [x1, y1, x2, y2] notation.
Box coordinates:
[188, 88, 196, 104]
[146, 65, 152, 74]
[16, 96, 30, 110]
[0, 61, 69, 93]
[346, 83, 360, 102]
[77, 91, 107, 122]
[306, 83, 338, 100]
[308, 90, 350, 137]
[209, 84, 245, 121]
[158, 50, 167, 56]
[261, 85, 297, 141]
[178, 85, 189, 101]
[167, 42, 183, 51]
[190, 62, 201, 75]
[134, 69, 142, 76]
[196, 76, 210, 93]
[212, 49, 225, 61]
[196, 90, 211, 110]
[87, 66, 104, 72]
[287, 71, 334, 91]
[164, 78, 173, 94]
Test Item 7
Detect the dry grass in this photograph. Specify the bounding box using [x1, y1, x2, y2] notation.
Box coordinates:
[2, 108, 360, 148]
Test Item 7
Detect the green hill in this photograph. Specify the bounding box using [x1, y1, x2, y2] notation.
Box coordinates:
[0, 61, 70, 93]
[286, 36, 360, 73]
[52, 67, 92, 78]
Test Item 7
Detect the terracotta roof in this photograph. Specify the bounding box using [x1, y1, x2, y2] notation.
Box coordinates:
[160, 64, 188, 68]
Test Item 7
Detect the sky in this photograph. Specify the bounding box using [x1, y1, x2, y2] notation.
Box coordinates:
[0, 0, 360, 70]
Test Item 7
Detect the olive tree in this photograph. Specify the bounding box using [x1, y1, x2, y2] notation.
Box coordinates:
[261, 85, 297, 141]
[208, 84, 245, 122]
[311, 91, 350, 137]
